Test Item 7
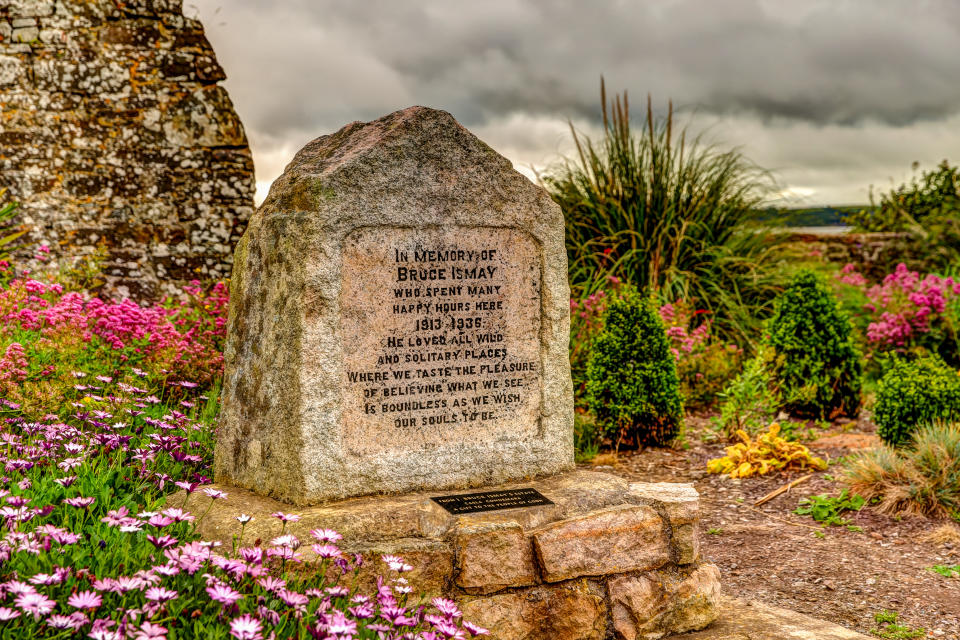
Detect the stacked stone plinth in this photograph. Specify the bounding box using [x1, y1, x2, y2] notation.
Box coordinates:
[0, 0, 255, 297]
[177, 471, 721, 640]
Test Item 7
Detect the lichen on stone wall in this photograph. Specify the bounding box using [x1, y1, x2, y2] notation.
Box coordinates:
[0, 0, 255, 298]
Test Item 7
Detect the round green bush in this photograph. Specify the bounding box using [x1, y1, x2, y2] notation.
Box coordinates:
[766, 270, 862, 419]
[585, 288, 684, 446]
[874, 355, 960, 446]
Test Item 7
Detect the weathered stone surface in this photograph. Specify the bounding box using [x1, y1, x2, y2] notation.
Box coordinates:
[460, 581, 607, 640]
[628, 482, 699, 524]
[341, 538, 453, 598]
[216, 106, 573, 505]
[679, 596, 871, 639]
[672, 522, 699, 565]
[454, 521, 538, 594]
[0, 0, 254, 298]
[539, 470, 631, 516]
[166, 483, 430, 545]
[608, 573, 662, 640]
[608, 563, 721, 640]
[660, 563, 722, 635]
[629, 482, 700, 564]
[173, 471, 630, 549]
[532, 505, 670, 582]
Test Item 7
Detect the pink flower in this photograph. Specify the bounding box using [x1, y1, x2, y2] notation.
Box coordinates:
[271, 534, 300, 549]
[147, 534, 178, 549]
[463, 621, 491, 636]
[432, 597, 462, 618]
[203, 488, 228, 500]
[145, 587, 178, 603]
[14, 591, 56, 619]
[312, 544, 341, 559]
[323, 610, 358, 636]
[382, 554, 413, 573]
[0, 607, 21, 620]
[309, 528, 342, 543]
[67, 590, 101, 610]
[161, 507, 194, 522]
[230, 614, 263, 640]
[270, 511, 300, 523]
[134, 621, 167, 640]
[63, 496, 96, 508]
[206, 582, 242, 606]
[256, 576, 286, 593]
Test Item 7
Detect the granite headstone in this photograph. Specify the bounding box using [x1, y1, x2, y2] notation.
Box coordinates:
[215, 106, 573, 505]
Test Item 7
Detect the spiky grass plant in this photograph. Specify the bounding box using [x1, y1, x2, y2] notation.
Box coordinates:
[0, 189, 26, 284]
[543, 80, 788, 346]
[845, 422, 960, 518]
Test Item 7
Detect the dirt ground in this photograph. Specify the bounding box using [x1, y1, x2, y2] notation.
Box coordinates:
[592, 415, 960, 639]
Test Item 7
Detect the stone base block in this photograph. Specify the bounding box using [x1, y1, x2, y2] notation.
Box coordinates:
[171, 471, 719, 640]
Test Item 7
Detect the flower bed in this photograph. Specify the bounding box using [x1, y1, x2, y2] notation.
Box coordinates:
[0, 275, 487, 639]
[839, 262, 960, 364]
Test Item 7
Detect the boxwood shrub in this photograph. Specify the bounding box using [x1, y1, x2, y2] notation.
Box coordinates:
[874, 355, 960, 446]
[766, 270, 862, 419]
[586, 288, 684, 446]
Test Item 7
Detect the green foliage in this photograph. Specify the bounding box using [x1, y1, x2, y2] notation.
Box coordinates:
[58, 243, 108, 293]
[585, 287, 683, 446]
[676, 343, 743, 409]
[848, 160, 960, 274]
[874, 355, 960, 446]
[713, 352, 780, 437]
[928, 564, 960, 578]
[794, 490, 866, 528]
[845, 422, 960, 518]
[0, 190, 26, 284]
[543, 80, 788, 348]
[766, 270, 862, 419]
[850, 161, 960, 232]
[659, 299, 743, 409]
[573, 411, 603, 462]
[870, 610, 925, 639]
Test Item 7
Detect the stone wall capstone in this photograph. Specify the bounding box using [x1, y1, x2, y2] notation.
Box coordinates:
[0, 0, 254, 298]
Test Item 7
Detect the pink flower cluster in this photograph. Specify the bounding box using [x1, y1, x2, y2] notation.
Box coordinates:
[0, 277, 228, 382]
[845, 263, 960, 347]
[837, 263, 867, 287]
[0, 342, 27, 389]
[659, 303, 711, 362]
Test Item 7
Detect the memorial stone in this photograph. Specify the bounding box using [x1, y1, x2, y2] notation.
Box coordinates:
[215, 106, 574, 505]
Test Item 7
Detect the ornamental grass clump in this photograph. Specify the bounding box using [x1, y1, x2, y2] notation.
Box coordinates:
[765, 270, 862, 419]
[845, 422, 960, 518]
[543, 79, 787, 347]
[873, 355, 960, 447]
[585, 288, 683, 446]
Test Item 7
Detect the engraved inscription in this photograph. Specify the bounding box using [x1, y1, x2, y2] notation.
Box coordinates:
[340, 226, 542, 454]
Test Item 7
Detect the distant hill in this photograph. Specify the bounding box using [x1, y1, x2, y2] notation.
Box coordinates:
[751, 205, 872, 227]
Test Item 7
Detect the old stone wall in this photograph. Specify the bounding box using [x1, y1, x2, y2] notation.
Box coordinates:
[0, 0, 254, 298]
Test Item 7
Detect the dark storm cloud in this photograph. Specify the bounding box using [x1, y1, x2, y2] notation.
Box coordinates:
[191, 0, 960, 205]
[196, 0, 960, 137]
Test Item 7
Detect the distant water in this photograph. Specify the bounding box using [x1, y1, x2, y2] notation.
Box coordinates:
[781, 225, 852, 236]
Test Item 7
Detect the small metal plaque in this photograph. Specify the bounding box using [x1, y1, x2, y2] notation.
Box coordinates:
[430, 487, 553, 515]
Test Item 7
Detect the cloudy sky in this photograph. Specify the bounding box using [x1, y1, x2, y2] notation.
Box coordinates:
[190, 0, 960, 207]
